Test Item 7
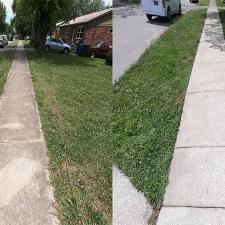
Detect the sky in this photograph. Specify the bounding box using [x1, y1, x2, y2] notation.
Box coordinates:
[2, 0, 13, 23]
[2, 0, 112, 23]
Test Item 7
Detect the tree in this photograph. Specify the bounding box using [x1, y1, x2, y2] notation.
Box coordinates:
[13, 0, 73, 53]
[5, 21, 15, 35]
[12, 0, 109, 53]
[72, 0, 107, 17]
[0, 1, 6, 33]
[12, 0, 32, 38]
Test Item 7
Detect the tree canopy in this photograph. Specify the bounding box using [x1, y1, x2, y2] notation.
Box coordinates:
[12, 0, 109, 52]
[12, 0, 73, 52]
[12, 0, 32, 38]
[0, 0, 6, 33]
[72, 0, 108, 17]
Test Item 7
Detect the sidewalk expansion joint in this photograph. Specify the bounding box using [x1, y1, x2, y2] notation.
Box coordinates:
[163, 205, 225, 210]
[0, 139, 44, 144]
[187, 89, 225, 95]
[197, 61, 225, 65]
[175, 145, 225, 149]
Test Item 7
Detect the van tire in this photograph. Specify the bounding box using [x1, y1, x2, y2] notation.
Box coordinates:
[167, 8, 171, 22]
[146, 14, 152, 21]
[178, 4, 182, 15]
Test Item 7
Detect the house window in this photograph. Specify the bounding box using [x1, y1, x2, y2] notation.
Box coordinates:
[76, 26, 85, 39]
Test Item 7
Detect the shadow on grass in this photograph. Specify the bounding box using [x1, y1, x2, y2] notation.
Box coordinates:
[219, 8, 225, 36]
[25, 51, 101, 68]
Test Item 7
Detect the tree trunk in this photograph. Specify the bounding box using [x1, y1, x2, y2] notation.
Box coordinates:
[33, 18, 47, 56]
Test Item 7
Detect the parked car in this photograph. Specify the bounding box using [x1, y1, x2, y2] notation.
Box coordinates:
[0, 37, 4, 48]
[142, 0, 181, 21]
[106, 49, 112, 65]
[7, 34, 13, 41]
[0, 35, 8, 46]
[25, 36, 30, 41]
[89, 42, 111, 58]
[45, 37, 71, 54]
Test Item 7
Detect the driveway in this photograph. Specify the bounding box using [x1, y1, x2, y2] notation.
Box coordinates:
[113, 0, 200, 81]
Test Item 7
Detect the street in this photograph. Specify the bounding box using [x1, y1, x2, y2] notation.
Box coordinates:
[113, 0, 199, 81]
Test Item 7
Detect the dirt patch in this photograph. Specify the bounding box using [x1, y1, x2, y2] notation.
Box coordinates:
[61, 160, 79, 173]
[148, 208, 160, 225]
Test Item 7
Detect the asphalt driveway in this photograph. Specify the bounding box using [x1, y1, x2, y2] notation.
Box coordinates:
[113, 0, 200, 81]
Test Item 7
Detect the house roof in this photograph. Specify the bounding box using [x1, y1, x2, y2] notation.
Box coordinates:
[61, 8, 112, 27]
[56, 21, 65, 27]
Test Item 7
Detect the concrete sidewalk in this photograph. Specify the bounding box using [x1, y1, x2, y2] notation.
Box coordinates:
[157, 0, 225, 224]
[0, 41, 57, 224]
[113, 166, 152, 225]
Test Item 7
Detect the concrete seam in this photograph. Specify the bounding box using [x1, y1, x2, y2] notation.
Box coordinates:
[175, 145, 225, 149]
[163, 205, 225, 210]
[187, 89, 225, 95]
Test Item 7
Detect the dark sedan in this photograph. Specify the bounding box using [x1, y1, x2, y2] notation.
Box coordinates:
[89, 42, 111, 58]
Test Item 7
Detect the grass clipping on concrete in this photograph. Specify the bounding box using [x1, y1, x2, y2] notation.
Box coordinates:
[113, 9, 207, 208]
[26, 52, 112, 225]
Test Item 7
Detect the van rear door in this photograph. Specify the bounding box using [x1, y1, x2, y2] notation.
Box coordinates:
[142, 0, 164, 14]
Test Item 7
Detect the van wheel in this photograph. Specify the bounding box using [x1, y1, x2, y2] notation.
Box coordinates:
[146, 14, 152, 21]
[178, 4, 182, 15]
[167, 8, 171, 22]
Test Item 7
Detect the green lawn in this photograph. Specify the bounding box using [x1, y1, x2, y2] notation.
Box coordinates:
[26, 52, 112, 225]
[216, 0, 225, 7]
[23, 40, 34, 48]
[7, 40, 19, 48]
[113, 9, 206, 209]
[0, 49, 15, 95]
[198, 0, 209, 6]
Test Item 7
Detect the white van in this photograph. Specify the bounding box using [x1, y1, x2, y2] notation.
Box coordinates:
[142, 0, 181, 21]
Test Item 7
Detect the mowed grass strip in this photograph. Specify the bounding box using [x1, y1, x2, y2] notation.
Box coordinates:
[0, 49, 15, 95]
[198, 0, 209, 6]
[26, 52, 112, 225]
[113, 9, 206, 208]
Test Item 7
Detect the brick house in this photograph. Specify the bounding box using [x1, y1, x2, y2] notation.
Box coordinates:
[59, 8, 112, 47]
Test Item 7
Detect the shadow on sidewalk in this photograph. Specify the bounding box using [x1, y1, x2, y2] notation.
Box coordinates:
[203, 11, 225, 51]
